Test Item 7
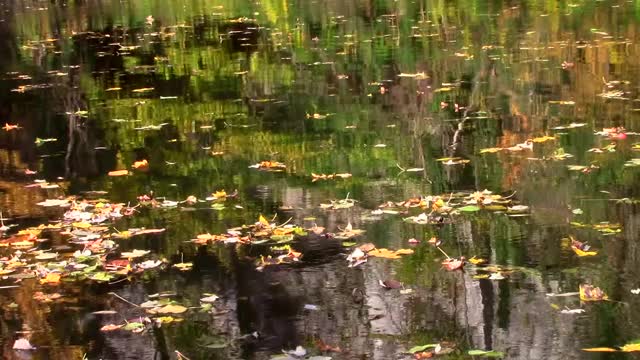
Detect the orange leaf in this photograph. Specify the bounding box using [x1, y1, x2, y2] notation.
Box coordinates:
[132, 159, 149, 169]
[108, 169, 129, 177]
[40, 273, 61, 284]
[442, 258, 464, 271]
[100, 324, 123, 331]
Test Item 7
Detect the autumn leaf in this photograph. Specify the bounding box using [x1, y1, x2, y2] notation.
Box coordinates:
[621, 341, 640, 352]
[132, 159, 149, 170]
[570, 237, 597, 256]
[368, 248, 400, 259]
[173, 262, 193, 271]
[108, 169, 129, 176]
[480, 147, 503, 154]
[2, 123, 20, 131]
[442, 258, 464, 271]
[468, 256, 486, 265]
[582, 347, 617, 352]
[572, 247, 598, 257]
[579, 284, 608, 301]
[40, 272, 61, 285]
[258, 215, 270, 227]
[100, 324, 123, 331]
[120, 249, 150, 258]
[531, 135, 556, 143]
[150, 304, 188, 314]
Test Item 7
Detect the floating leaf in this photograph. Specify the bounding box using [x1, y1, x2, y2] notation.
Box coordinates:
[173, 262, 193, 271]
[121, 249, 150, 258]
[40, 272, 61, 284]
[108, 169, 129, 177]
[582, 347, 617, 352]
[408, 344, 439, 353]
[467, 349, 504, 357]
[572, 247, 598, 257]
[132, 159, 149, 169]
[442, 258, 464, 271]
[579, 284, 608, 301]
[468, 256, 486, 265]
[122, 322, 145, 331]
[458, 205, 480, 212]
[152, 304, 188, 314]
[200, 295, 219, 303]
[100, 324, 123, 331]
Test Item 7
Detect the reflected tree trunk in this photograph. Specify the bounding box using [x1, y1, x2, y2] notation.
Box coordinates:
[61, 70, 98, 178]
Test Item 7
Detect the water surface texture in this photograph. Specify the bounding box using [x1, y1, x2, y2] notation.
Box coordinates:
[1, 0, 640, 359]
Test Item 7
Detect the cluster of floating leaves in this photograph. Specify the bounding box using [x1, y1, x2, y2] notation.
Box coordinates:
[373, 190, 528, 225]
[0, 198, 169, 289]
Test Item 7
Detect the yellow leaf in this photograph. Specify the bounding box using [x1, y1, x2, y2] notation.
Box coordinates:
[72, 222, 91, 229]
[258, 215, 270, 227]
[480, 147, 503, 154]
[40, 273, 61, 285]
[132, 87, 154, 93]
[394, 249, 414, 255]
[531, 135, 556, 143]
[621, 343, 640, 352]
[579, 284, 608, 301]
[582, 348, 617, 352]
[150, 304, 188, 314]
[469, 256, 487, 265]
[368, 249, 401, 259]
[572, 247, 598, 257]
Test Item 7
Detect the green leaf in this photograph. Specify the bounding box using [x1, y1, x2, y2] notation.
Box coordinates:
[468, 349, 504, 357]
[90, 272, 114, 282]
[123, 322, 144, 331]
[293, 227, 308, 236]
[458, 205, 480, 212]
[408, 344, 439, 353]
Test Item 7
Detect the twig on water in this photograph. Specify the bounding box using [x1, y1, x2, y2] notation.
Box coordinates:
[436, 246, 451, 259]
[108, 292, 140, 307]
[175, 350, 192, 360]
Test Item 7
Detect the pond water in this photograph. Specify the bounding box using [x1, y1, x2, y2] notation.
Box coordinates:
[1, 0, 640, 359]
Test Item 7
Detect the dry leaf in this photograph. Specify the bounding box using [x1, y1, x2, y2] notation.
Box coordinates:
[579, 284, 608, 301]
[108, 169, 129, 177]
[40, 272, 61, 285]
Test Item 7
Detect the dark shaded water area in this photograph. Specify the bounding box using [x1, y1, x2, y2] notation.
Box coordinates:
[3, 0, 640, 359]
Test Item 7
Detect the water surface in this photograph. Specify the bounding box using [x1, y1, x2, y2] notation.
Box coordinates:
[1, 0, 640, 359]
